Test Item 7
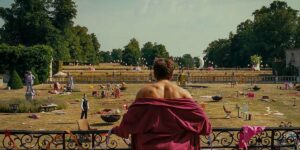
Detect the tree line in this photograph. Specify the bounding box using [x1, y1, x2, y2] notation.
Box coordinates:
[0, 0, 100, 64]
[203, 1, 300, 75]
[0, 0, 201, 70]
[99, 38, 201, 68]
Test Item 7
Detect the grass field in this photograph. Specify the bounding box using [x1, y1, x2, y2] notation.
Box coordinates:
[0, 83, 299, 131]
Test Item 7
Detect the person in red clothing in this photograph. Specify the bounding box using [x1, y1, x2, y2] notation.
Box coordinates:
[111, 58, 212, 150]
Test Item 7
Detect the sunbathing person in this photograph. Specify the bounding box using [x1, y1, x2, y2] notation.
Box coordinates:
[111, 58, 211, 150]
[120, 82, 127, 90]
[114, 86, 121, 98]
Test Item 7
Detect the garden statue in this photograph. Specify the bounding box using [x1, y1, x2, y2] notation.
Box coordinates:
[25, 71, 35, 100]
[66, 74, 74, 92]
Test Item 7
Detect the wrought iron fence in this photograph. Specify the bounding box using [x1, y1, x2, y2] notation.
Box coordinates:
[1, 127, 299, 149]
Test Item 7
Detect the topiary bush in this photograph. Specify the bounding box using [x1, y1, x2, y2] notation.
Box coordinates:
[7, 70, 23, 89]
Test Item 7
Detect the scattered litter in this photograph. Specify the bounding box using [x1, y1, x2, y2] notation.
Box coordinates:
[200, 96, 212, 99]
[273, 112, 284, 116]
[264, 107, 284, 116]
[261, 96, 270, 102]
[253, 85, 261, 91]
[52, 110, 65, 115]
[39, 129, 45, 131]
[28, 114, 41, 119]
[22, 122, 26, 125]
[212, 96, 223, 101]
[60, 92, 71, 95]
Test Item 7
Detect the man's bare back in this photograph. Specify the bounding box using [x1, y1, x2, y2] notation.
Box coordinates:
[136, 80, 192, 99]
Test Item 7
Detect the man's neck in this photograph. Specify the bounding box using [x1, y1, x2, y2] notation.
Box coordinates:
[157, 79, 170, 83]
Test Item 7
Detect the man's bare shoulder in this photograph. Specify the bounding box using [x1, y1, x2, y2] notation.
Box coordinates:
[135, 84, 158, 99]
[174, 84, 193, 99]
[163, 81, 192, 99]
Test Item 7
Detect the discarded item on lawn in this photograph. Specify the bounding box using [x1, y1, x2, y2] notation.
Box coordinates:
[212, 96, 222, 101]
[28, 114, 41, 119]
[261, 96, 270, 102]
[99, 109, 121, 123]
[252, 85, 260, 91]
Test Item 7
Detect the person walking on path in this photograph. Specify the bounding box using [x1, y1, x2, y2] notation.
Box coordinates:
[80, 93, 89, 119]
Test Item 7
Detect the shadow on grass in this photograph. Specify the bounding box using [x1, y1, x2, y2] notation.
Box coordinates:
[90, 122, 113, 127]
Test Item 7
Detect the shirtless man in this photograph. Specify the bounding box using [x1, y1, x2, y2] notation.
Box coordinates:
[112, 58, 211, 150]
[136, 58, 192, 100]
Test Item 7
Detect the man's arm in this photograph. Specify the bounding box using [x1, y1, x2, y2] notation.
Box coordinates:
[178, 87, 193, 99]
[80, 100, 83, 110]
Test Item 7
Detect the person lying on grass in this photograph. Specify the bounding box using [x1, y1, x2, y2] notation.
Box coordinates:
[111, 58, 212, 150]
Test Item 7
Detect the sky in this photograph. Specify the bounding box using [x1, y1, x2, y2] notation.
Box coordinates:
[1, 0, 300, 57]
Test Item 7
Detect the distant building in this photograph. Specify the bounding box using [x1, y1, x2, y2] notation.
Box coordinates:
[285, 48, 300, 76]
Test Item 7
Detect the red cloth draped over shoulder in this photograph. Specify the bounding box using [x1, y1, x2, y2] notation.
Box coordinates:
[112, 98, 212, 150]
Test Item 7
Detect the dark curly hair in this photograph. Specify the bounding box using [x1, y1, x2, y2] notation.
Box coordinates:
[153, 58, 174, 80]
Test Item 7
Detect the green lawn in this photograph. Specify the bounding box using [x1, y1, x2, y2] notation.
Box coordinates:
[0, 83, 299, 131]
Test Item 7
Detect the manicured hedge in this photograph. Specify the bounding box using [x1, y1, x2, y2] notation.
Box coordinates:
[0, 44, 53, 83]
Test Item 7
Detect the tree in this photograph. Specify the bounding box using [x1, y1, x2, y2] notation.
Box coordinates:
[52, 0, 77, 30]
[0, 0, 56, 46]
[48, 34, 70, 61]
[230, 20, 256, 67]
[295, 17, 300, 48]
[122, 38, 141, 66]
[181, 54, 194, 68]
[91, 33, 100, 52]
[111, 49, 123, 62]
[71, 26, 99, 64]
[0, 0, 101, 64]
[252, 1, 298, 62]
[193, 57, 200, 68]
[203, 39, 231, 67]
[8, 70, 23, 89]
[203, 1, 299, 72]
[51, 0, 77, 61]
[141, 42, 169, 67]
[99, 51, 112, 63]
[153, 43, 169, 59]
[141, 42, 154, 66]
